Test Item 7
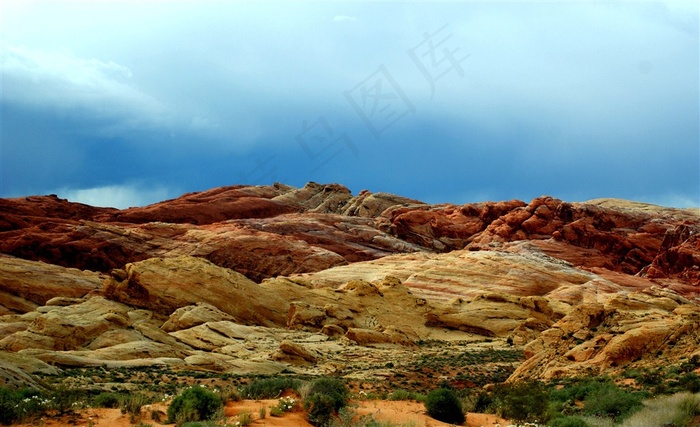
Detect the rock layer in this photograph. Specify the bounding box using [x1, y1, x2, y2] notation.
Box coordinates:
[0, 183, 698, 386]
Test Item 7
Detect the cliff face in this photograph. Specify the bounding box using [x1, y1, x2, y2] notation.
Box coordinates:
[0, 182, 698, 386]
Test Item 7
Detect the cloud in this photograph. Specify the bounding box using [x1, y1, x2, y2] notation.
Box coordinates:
[0, 42, 169, 130]
[54, 184, 175, 209]
[1, 2, 697, 210]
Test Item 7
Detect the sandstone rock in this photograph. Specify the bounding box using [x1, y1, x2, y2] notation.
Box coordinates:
[170, 324, 245, 351]
[1, 185, 699, 382]
[510, 290, 700, 381]
[113, 185, 297, 224]
[0, 357, 45, 389]
[342, 190, 424, 218]
[345, 328, 392, 346]
[0, 184, 425, 279]
[273, 340, 319, 363]
[0, 297, 132, 351]
[321, 324, 345, 337]
[0, 194, 115, 232]
[388, 200, 526, 251]
[0, 255, 103, 314]
[103, 256, 288, 327]
[646, 224, 700, 285]
[19, 349, 185, 369]
[296, 248, 602, 304]
[184, 353, 286, 374]
[162, 303, 236, 332]
[287, 303, 327, 330]
[336, 280, 383, 297]
[426, 292, 556, 338]
[77, 341, 192, 361]
[591, 322, 676, 368]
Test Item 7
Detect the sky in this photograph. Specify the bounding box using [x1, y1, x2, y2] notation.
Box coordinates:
[1, 1, 698, 208]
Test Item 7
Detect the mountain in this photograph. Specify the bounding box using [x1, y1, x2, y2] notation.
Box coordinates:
[0, 182, 698, 389]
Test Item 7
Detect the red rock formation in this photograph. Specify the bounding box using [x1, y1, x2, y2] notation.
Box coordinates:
[0, 183, 425, 280]
[645, 224, 700, 285]
[387, 200, 526, 250]
[1, 184, 698, 293]
[110, 185, 297, 224]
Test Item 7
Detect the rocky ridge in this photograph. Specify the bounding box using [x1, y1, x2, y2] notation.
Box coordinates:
[0, 182, 698, 388]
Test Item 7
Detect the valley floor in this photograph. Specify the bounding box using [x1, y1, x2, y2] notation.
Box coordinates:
[14, 400, 510, 427]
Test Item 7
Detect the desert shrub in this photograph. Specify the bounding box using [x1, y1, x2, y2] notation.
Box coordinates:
[549, 378, 607, 403]
[0, 388, 46, 424]
[276, 395, 298, 412]
[424, 388, 465, 425]
[241, 377, 300, 399]
[50, 386, 86, 415]
[166, 387, 223, 426]
[387, 389, 424, 401]
[181, 423, 224, 427]
[120, 393, 150, 423]
[0, 389, 19, 424]
[93, 392, 122, 408]
[472, 390, 494, 413]
[582, 383, 643, 422]
[304, 377, 349, 426]
[494, 381, 548, 424]
[219, 386, 241, 402]
[548, 416, 589, 427]
[270, 393, 301, 416]
[617, 392, 700, 427]
[637, 368, 663, 387]
[236, 411, 253, 426]
[678, 372, 700, 393]
[680, 355, 700, 373]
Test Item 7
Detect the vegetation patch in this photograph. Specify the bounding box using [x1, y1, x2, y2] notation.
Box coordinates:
[424, 388, 465, 424]
[304, 377, 350, 426]
[167, 386, 223, 427]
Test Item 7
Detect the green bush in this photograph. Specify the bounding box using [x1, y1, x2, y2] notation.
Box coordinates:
[679, 372, 700, 393]
[0, 388, 23, 424]
[93, 392, 122, 408]
[548, 416, 588, 427]
[387, 389, 425, 401]
[494, 381, 548, 424]
[582, 383, 643, 422]
[167, 387, 223, 426]
[304, 377, 349, 426]
[306, 394, 337, 426]
[549, 378, 605, 404]
[424, 388, 465, 425]
[241, 377, 300, 399]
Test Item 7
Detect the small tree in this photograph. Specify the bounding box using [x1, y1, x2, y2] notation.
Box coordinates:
[424, 388, 465, 425]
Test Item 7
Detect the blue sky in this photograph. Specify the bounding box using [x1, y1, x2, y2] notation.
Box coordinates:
[1, 1, 698, 208]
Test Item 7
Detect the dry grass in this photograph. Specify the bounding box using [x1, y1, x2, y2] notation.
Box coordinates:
[619, 392, 700, 427]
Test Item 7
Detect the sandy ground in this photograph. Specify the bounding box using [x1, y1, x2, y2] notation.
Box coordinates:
[16, 399, 510, 427]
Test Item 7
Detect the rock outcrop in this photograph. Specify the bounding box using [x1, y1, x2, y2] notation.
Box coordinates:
[103, 256, 288, 327]
[509, 289, 700, 381]
[0, 183, 698, 386]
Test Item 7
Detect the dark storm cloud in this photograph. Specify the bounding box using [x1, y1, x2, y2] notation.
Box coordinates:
[1, 1, 697, 208]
